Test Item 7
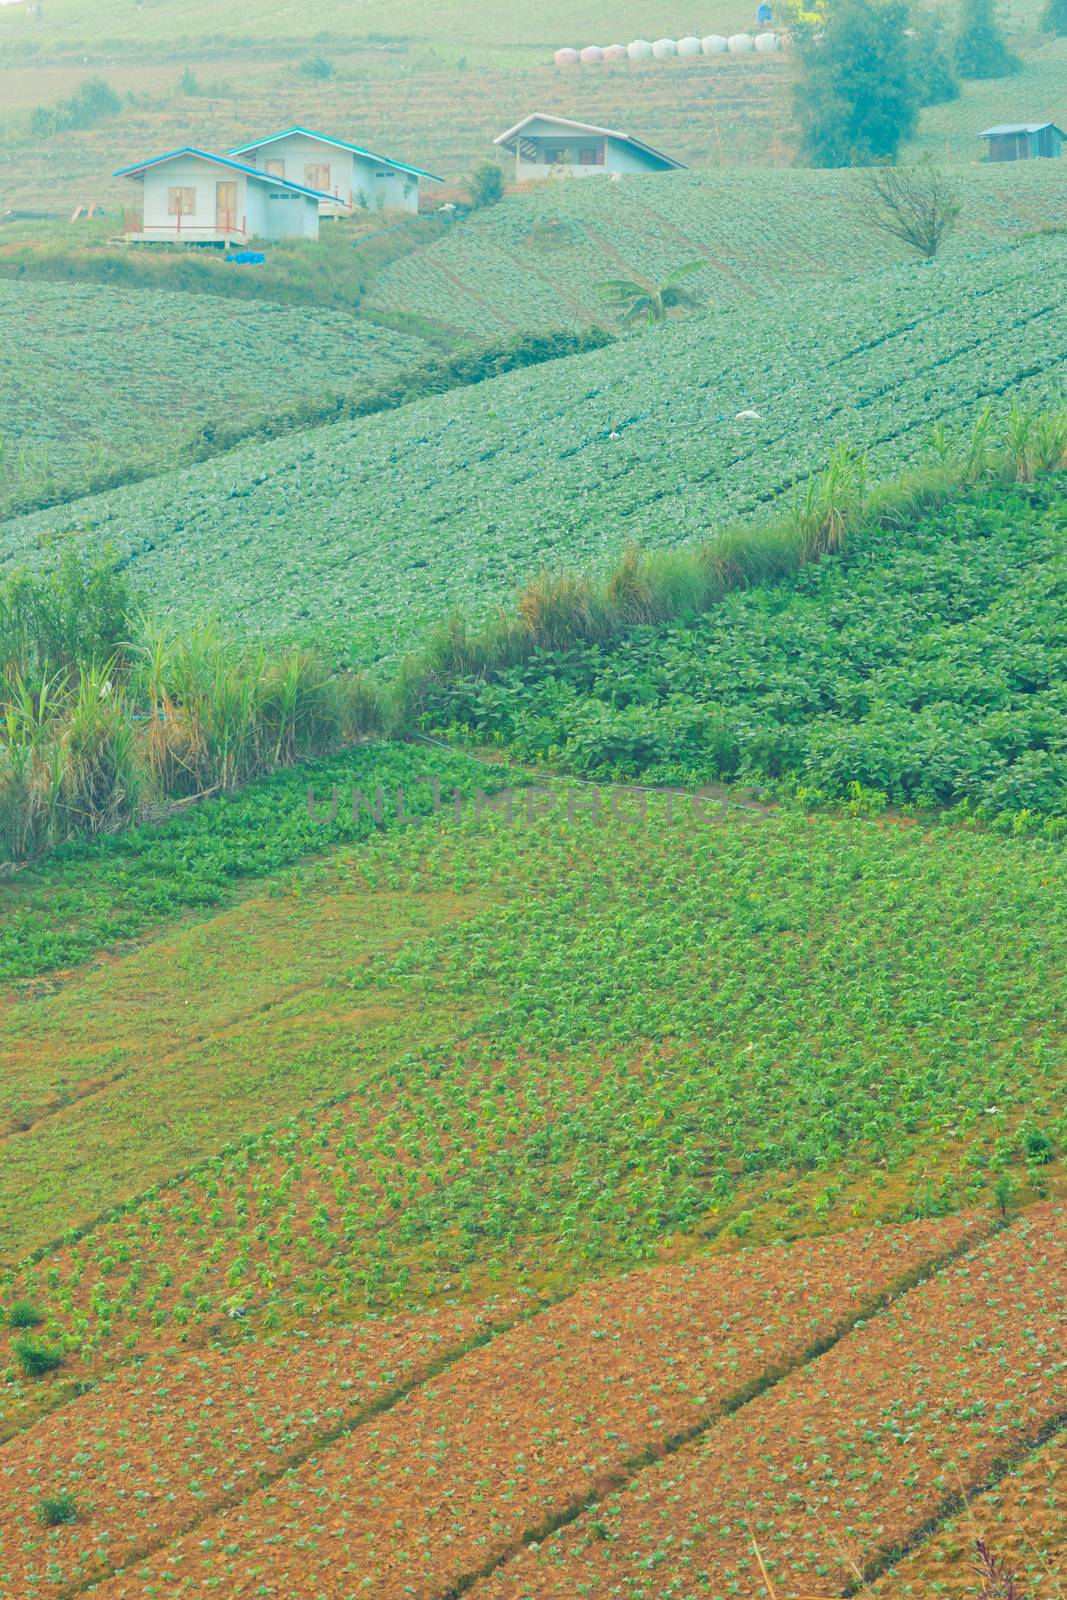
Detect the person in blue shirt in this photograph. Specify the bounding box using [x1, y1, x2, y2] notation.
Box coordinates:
[756, 2, 773, 22]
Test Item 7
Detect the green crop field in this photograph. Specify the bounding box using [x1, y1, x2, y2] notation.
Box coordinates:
[0, 279, 427, 519]
[3, 0, 1067, 1591]
[3, 232, 1061, 662]
[426, 476, 1067, 820]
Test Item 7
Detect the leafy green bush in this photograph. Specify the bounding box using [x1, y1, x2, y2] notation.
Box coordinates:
[466, 161, 506, 209]
[298, 54, 335, 78]
[30, 76, 121, 137]
[36, 1492, 78, 1527]
[6, 1300, 44, 1328]
[12, 1337, 64, 1376]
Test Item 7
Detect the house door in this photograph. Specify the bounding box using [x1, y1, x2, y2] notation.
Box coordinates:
[216, 181, 237, 234]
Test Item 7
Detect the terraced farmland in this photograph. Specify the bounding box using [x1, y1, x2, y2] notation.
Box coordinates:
[475, 1205, 1067, 1599]
[3, 791, 1064, 1422]
[3, 233, 1063, 662]
[369, 161, 1067, 336]
[0, 280, 426, 519]
[2, 1217, 983, 1598]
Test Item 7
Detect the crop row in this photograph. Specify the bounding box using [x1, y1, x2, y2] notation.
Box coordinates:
[68, 1218, 982, 1599]
[0, 1297, 522, 1596]
[431, 476, 1067, 818]
[4, 234, 1063, 663]
[473, 1203, 1067, 1598]
[371, 164, 1067, 336]
[870, 1425, 1067, 1597]
[5, 805, 1062, 1418]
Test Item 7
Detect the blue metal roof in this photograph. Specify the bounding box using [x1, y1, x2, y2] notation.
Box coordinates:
[112, 148, 336, 200]
[978, 123, 1066, 137]
[227, 126, 444, 183]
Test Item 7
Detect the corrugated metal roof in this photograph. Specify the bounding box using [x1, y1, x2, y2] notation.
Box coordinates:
[112, 147, 336, 199]
[227, 127, 443, 182]
[978, 122, 1065, 136]
[494, 113, 685, 169]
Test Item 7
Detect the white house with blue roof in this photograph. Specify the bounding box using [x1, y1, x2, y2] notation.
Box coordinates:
[227, 127, 443, 215]
[113, 148, 335, 244]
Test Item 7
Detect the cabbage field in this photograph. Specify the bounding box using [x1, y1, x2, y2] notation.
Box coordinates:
[0, 281, 426, 519]
[3, 232, 1062, 663]
[369, 163, 1067, 335]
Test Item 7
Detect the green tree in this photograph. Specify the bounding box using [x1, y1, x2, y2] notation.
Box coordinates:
[793, 0, 920, 167]
[466, 161, 506, 209]
[954, 0, 1020, 78]
[909, 10, 960, 105]
[594, 260, 707, 324]
[1040, 0, 1067, 35]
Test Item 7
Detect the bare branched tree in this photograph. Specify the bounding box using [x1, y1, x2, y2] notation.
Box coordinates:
[859, 160, 961, 259]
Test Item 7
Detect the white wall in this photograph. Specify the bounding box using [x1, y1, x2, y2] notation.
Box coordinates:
[134, 157, 318, 242]
[242, 135, 422, 213]
[139, 155, 250, 240]
[351, 152, 420, 213]
[242, 132, 355, 210]
[260, 189, 320, 239]
[511, 128, 672, 181]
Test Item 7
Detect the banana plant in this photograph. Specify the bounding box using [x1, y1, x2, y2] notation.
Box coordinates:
[594, 259, 708, 324]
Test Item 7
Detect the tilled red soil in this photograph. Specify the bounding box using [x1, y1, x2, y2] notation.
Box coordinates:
[78, 1215, 984, 1599]
[472, 1204, 1067, 1600]
[0, 1298, 523, 1596]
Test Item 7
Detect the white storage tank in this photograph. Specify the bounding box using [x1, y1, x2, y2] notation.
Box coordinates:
[579, 44, 605, 62]
[754, 31, 780, 50]
[677, 34, 703, 55]
[651, 37, 678, 57]
[554, 46, 579, 64]
[627, 38, 654, 58]
[728, 31, 754, 50]
[604, 42, 628, 60]
[702, 33, 728, 52]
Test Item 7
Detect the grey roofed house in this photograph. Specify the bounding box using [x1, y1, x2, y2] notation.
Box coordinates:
[494, 114, 685, 180]
[977, 123, 1065, 161]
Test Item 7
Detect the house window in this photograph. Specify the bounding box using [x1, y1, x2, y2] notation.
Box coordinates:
[578, 146, 602, 165]
[541, 145, 566, 164]
[305, 162, 331, 191]
[265, 159, 285, 178]
[167, 186, 196, 215]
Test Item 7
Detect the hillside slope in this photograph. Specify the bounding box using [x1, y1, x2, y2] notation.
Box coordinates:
[369, 162, 1067, 336]
[2, 233, 1062, 662]
[0, 280, 426, 518]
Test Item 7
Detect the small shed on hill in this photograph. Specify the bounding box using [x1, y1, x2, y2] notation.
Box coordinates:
[228, 127, 444, 215]
[113, 148, 332, 243]
[978, 123, 1065, 161]
[494, 114, 685, 180]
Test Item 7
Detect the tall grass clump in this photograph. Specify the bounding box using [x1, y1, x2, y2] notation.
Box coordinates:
[0, 557, 383, 866]
[391, 401, 1067, 727]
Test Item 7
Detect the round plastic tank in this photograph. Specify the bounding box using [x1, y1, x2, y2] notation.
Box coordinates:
[579, 44, 605, 62]
[651, 37, 678, 58]
[554, 46, 579, 64]
[604, 42, 628, 60]
[702, 33, 728, 52]
[727, 31, 754, 50]
[628, 38, 653, 58]
[754, 30, 779, 50]
[677, 34, 703, 55]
